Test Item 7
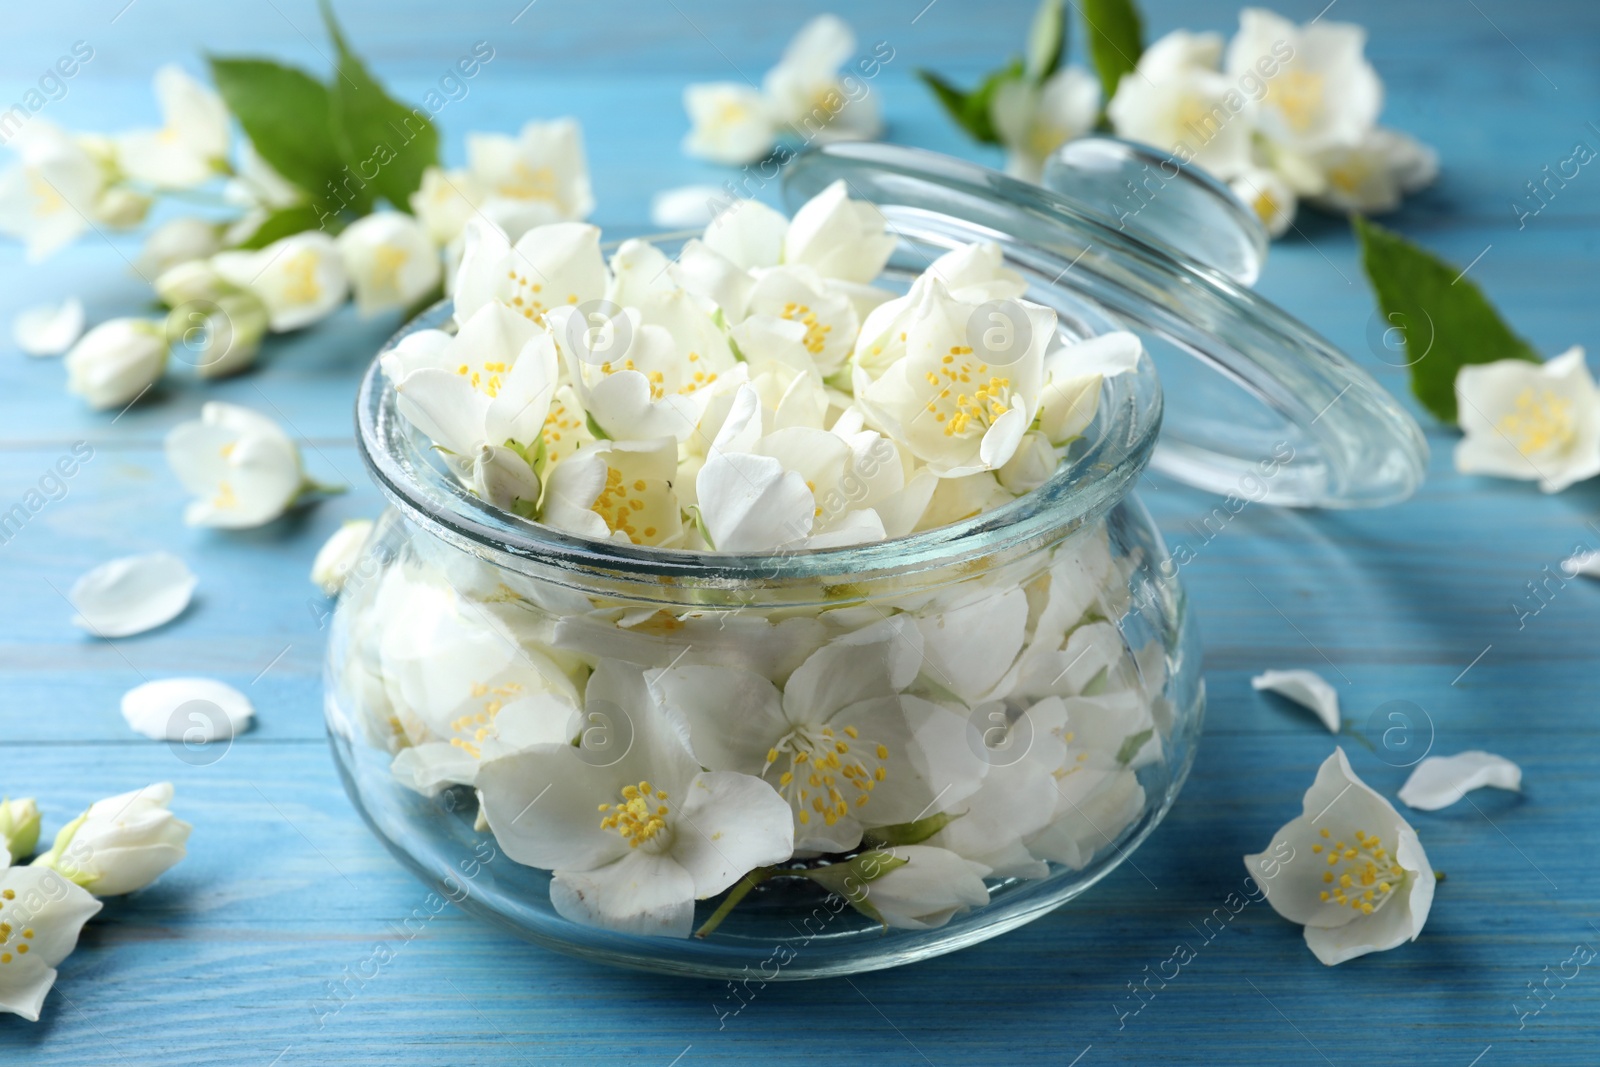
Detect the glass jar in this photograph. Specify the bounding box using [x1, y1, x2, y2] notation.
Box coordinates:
[323, 141, 1425, 979]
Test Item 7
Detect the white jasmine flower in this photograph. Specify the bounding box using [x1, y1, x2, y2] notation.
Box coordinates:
[466, 118, 595, 223]
[136, 217, 222, 277]
[382, 583, 579, 793]
[381, 301, 558, 461]
[701, 197, 789, 272]
[745, 264, 860, 376]
[120, 677, 254, 742]
[165, 401, 312, 528]
[64, 318, 167, 410]
[1245, 748, 1434, 966]
[808, 845, 990, 930]
[477, 662, 795, 938]
[0, 122, 111, 260]
[1454, 347, 1600, 493]
[1225, 8, 1382, 154]
[1307, 127, 1438, 214]
[1230, 166, 1297, 238]
[0, 866, 102, 1022]
[1252, 668, 1341, 733]
[311, 519, 374, 595]
[211, 231, 349, 332]
[782, 179, 897, 285]
[1107, 31, 1256, 181]
[990, 66, 1100, 182]
[34, 784, 191, 897]
[1034, 331, 1144, 445]
[69, 551, 196, 638]
[114, 65, 231, 189]
[1398, 752, 1521, 811]
[453, 219, 609, 326]
[12, 297, 84, 357]
[337, 212, 442, 317]
[409, 166, 484, 247]
[694, 389, 816, 551]
[0, 799, 41, 863]
[468, 443, 542, 518]
[858, 278, 1054, 476]
[763, 15, 882, 143]
[539, 437, 684, 547]
[655, 618, 980, 853]
[682, 83, 776, 166]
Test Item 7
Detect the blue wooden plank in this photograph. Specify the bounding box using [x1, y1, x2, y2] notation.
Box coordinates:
[1, 0, 1598, 1062]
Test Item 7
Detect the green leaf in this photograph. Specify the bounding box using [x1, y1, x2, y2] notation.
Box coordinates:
[1026, 0, 1068, 82]
[1081, 0, 1144, 104]
[863, 811, 961, 847]
[320, 0, 440, 210]
[207, 57, 350, 211]
[584, 411, 611, 441]
[916, 63, 1026, 147]
[1354, 216, 1541, 422]
[233, 203, 328, 250]
[1116, 727, 1153, 765]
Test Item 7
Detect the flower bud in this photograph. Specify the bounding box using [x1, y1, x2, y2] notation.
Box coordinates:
[0, 798, 41, 862]
[33, 783, 191, 897]
[64, 318, 168, 410]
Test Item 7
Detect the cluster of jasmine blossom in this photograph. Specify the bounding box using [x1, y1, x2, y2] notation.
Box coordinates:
[0, 787, 189, 1021]
[383, 180, 1142, 551]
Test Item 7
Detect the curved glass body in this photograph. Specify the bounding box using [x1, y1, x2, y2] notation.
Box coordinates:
[323, 223, 1207, 977]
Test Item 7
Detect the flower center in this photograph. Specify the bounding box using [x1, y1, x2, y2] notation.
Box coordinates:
[598, 780, 671, 849]
[281, 250, 322, 304]
[448, 680, 525, 758]
[454, 359, 511, 398]
[922, 346, 1012, 438]
[1315, 827, 1406, 915]
[542, 399, 586, 468]
[0, 920, 35, 965]
[501, 269, 580, 323]
[501, 162, 557, 202]
[769, 723, 888, 828]
[592, 467, 663, 544]
[1496, 386, 1575, 456]
[1269, 69, 1324, 133]
[370, 244, 410, 297]
[28, 172, 64, 217]
[780, 301, 832, 357]
[1252, 188, 1280, 225]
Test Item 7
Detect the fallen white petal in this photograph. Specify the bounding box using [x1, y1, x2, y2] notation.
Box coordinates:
[13, 298, 86, 357]
[1398, 751, 1522, 811]
[69, 552, 197, 638]
[120, 677, 255, 741]
[1251, 669, 1340, 732]
[649, 185, 728, 230]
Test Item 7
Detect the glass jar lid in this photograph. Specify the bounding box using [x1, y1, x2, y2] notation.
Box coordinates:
[784, 141, 1428, 509]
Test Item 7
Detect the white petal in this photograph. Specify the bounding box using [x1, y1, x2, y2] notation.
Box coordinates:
[0, 866, 101, 1021]
[550, 848, 698, 937]
[12, 298, 85, 356]
[69, 552, 196, 638]
[1398, 751, 1522, 811]
[696, 451, 813, 551]
[120, 677, 254, 741]
[649, 185, 727, 229]
[670, 771, 795, 897]
[1252, 669, 1341, 732]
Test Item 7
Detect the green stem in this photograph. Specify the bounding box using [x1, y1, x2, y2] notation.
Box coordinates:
[694, 866, 775, 939]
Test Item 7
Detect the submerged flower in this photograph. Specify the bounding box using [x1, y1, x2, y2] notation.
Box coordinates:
[165, 402, 313, 527]
[34, 783, 192, 897]
[1245, 748, 1433, 965]
[654, 618, 979, 853]
[477, 662, 794, 937]
[311, 520, 375, 596]
[1454, 347, 1600, 493]
[0, 866, 101, 1021]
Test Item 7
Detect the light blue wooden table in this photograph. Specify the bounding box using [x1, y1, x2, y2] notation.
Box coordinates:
[1, 1, 1595, 1063]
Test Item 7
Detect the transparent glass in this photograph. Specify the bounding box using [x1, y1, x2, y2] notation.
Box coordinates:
[324, 226, 1203, 978]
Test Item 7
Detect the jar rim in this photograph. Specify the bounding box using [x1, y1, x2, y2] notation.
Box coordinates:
[356, 278, 1163, 591]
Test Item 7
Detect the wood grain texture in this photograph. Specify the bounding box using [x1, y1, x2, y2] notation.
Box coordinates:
[0, 0, 1597, 1063]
